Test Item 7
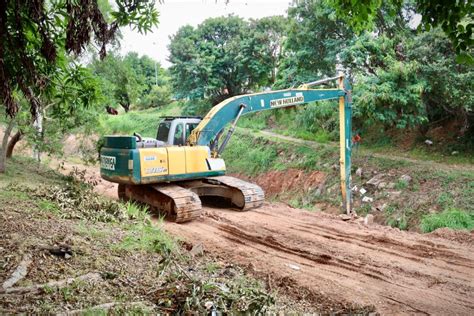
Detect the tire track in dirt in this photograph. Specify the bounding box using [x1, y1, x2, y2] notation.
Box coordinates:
[165, 203, 474, 315]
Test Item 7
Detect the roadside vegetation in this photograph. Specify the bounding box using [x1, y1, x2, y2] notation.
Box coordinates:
[223, 131, 474, 233]
[0, 158, 278, 314]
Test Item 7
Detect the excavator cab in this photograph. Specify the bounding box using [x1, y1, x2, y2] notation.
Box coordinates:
[156, 116, 202, 146]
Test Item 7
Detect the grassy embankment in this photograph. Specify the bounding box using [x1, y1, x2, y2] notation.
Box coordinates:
[98, 105, 474, 232]
[0, 157, 275, 314]
[99, 102, 182, 137]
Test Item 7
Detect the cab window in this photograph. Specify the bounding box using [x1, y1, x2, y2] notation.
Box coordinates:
[174, 123, 185, 145]
[156, 121, 171, 142]
[185, 123, 199, 141]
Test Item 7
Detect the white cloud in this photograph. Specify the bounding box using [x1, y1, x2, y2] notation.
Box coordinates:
[120, 0, 290, 68]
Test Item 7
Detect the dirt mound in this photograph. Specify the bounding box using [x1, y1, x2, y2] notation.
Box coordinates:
[429, 228, 474, 245]
[234, 169, 325, 197]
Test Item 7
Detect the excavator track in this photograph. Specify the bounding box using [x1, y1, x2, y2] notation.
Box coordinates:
[118, 176, 264, 223]
[119, 183, 202, 223]
[206, 176, 265, 210]
[178, 176, 265, 211]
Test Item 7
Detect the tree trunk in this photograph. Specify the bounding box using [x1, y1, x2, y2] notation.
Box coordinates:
[0, 119, 14, 173]
[6, 130, 22, 158]
[32, 109, 43, 162]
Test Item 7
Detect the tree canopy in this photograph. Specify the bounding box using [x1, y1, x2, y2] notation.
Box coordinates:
[168, 15, 287, 105]
[88, 51, 171, 112]
[327, 0, 473, 63]
[0, 0, 159, 118]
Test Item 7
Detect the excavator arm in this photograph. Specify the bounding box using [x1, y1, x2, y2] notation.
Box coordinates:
[188, 75, 353, 214]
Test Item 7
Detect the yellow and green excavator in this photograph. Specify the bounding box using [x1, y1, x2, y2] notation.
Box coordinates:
[100, 76, 353, 222]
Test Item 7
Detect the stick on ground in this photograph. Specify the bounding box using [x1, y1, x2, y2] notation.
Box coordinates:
[58, 301, 152, 315]
[2, 254, 32, 290]
[0, 272, 102, 295]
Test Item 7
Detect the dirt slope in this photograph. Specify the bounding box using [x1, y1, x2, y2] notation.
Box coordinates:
[165, 204, 474, 315]
[50, 161, 474, 315]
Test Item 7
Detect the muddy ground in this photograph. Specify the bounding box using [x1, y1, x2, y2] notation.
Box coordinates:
[47, 160, 474, 315]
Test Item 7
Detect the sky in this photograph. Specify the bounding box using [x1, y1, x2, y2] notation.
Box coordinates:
[120, 0, 291, 68]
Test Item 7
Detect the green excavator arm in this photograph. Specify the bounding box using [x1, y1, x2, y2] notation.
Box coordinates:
[187, 76, 353, 214]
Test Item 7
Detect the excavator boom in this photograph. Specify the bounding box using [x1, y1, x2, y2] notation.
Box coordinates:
[188, 88, 345, 147]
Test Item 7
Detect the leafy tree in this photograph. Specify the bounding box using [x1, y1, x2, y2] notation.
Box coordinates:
[169, 15, 282, 106]
[327, 0, 473, 63]
[89, 51, 169, 111]
[342, 28, 473, 139]
[275, 0, 353, 88]
[89, 52, 143, 112]
[0, 62, 101, 169]
[142, 85, 173, 108]
[0, 0, 158, 173]
[250, 16, 287, 86]
[407, 29, 474, 137]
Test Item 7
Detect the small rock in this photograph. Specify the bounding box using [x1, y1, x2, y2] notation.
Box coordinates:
[351, 185, 358, 192]
[315, 182, 325, 196]
[377, 182, 387, 189]
[425, 139, 433, 145]
[362, 196, 374, 203]
[388, 191, 402, 198]
[356, 167, 363, 177]
[364, 214, 374, 226]
[339, 214, 352, 221]
[205, 301, 214, 310]
[190, 243, 204, 257]
[359, 187, 367, 195]
[287, 263, 301, 271]
[386, 182, 396, 189]
[400, 174, 412, 183]
[451, 151, 459, 155]
[366, 174, 385, 187]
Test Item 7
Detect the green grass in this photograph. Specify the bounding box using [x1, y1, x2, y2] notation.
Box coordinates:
[37, 199, 61, 215]
[99, 102, 182, 137]
[222, 134, 279, 176]
[395, 179, 409, 190]
[420, 208, 474, 233]
[124, 201, 150, 222]
[115, 221, 176, 254]
[75, 221, 109, 239]
[0, 156, 64, 188]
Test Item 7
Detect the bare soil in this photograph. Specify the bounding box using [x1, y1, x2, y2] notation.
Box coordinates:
[166, 204, 474, 315]
[234, 168, 326, 197]
[51, 161, 474, 315]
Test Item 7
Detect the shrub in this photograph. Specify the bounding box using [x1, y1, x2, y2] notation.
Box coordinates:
[420, 208, 474, 233]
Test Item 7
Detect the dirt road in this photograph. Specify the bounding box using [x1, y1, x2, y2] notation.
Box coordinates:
[166, 204, 473, 315]
[51, 160, 474, 315]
